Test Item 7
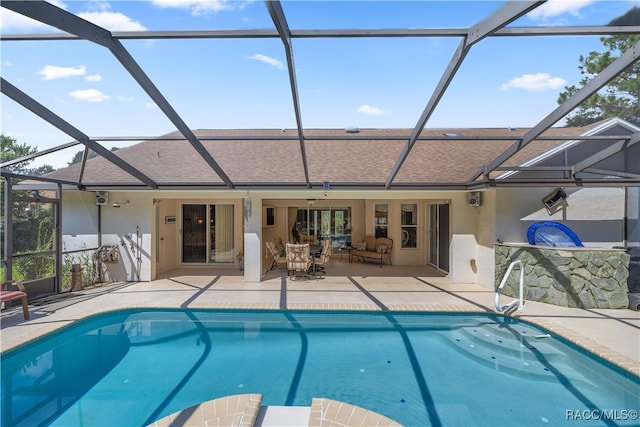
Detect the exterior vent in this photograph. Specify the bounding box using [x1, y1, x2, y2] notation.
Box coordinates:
[468, 191, 482, 207]
[345, 126, 360, 133]
[96, 191, 109, 206]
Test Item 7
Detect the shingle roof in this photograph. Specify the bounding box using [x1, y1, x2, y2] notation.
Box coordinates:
[38, 121, 623, 189]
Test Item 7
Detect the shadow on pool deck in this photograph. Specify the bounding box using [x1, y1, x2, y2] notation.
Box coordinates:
[1, 268, 639, 375]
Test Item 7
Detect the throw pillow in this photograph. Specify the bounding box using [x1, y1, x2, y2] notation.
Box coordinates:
[377, 244, 387, 253]
[356, 241, 367, 250]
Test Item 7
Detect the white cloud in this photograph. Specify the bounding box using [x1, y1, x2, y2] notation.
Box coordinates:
[0, 1, 66, 31]
[69, 89, 110, 102]
[145, 102, 159, 109]
[149, 0, 247, 15]
[500, 73, 567, 92]
[528, 0, 594, 20]
[2, 60, 14, 67]
[77, 11, 147, 31]
[85, 74, 102, 82]
[39, 65, 87, 80]
[116, 95, 134, 101]
[247, 54, 284, 69]
[357, 105, 387, 116]
[0, 9, 53, 32]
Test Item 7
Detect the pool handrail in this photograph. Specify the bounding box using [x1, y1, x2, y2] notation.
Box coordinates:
[495, 260, 524, 313]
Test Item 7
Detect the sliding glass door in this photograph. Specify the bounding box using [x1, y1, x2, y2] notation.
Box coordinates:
[182, 203, 234, 264]
[428, 203, 450, 273]
[295, 207, 352, 246]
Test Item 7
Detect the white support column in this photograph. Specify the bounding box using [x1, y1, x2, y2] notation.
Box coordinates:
[243, 194, 262, 282]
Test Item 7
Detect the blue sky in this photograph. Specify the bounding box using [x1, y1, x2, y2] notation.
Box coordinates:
[1, 0, 638, 168]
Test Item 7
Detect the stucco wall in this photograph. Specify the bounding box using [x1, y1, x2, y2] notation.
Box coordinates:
[62, 191, 153, 282]
[450, 192, 478, 284]
[100, 192, 154, 282]
[62, 191, 99, 252]
[155, 198, 179, 275]
[495, 187, 626, 248]
[476, 190, 497, 288]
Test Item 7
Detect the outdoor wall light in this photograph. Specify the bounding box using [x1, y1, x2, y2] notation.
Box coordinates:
[112, 200, 130, 208]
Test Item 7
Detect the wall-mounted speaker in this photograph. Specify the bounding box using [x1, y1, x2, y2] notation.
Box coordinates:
[468, 191, 482, 207]
[96, 191, 109, 206]
[542, 187, 566, 210]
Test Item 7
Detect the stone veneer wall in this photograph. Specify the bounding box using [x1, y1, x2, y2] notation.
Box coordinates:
[495, 243, 630, 309]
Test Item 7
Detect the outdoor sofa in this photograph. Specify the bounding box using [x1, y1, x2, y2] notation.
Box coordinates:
[351, 236, 393, 267]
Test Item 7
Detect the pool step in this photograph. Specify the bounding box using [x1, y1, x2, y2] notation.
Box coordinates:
[445, 326, 595, 385]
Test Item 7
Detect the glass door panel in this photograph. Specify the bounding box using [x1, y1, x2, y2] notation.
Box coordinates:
[438, 203, 450, 272]
[210, 204, 234, 263]
[429, 204, 438, 265]
[427, 202, 450, 273]
[182, 204, 207, 263]
[375, 204, 388, 237]
[295, 207, 352, 247]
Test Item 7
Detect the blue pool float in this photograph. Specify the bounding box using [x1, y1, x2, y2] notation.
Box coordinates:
[527, 221, 584, 247]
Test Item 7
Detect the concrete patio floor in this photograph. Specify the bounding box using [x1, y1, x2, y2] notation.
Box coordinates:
[1, 262, 639, 377]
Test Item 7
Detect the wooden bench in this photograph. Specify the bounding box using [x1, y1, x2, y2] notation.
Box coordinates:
[1, 281, 30, 320]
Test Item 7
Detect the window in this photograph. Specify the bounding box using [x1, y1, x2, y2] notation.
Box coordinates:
[264, 206, 275, 227]
[375, 204, 388, 238]
[401, 204, 417, 248]
[295, 207, 352, 246]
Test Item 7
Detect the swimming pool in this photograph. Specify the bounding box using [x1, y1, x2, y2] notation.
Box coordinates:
[1, 309, 638, 426]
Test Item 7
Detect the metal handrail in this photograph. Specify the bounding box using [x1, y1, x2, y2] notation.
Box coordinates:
[495, 260, 524, 313]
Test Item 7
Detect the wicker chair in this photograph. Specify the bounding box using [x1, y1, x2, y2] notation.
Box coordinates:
[286, 243, 312, 280]
[265, 238, 287, 272]
[312, 237, 333, 275]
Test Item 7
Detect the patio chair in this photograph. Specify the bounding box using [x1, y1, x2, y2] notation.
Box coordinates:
[1, 281, 30, 320]
[312, 237, 333, 275]
[286, 243, 312, 280]
[265, 238, 287, 272]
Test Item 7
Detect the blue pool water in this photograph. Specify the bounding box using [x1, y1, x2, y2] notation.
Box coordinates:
[1, 309, 639, 427]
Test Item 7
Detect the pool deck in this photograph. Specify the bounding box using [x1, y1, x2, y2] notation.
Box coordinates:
[2, 264, 639, 378]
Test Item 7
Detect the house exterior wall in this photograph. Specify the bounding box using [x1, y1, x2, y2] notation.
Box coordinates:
[62, 191, 155, 282]
[62, 191, 99, 252]
[98, 192, 154, 282]
[59, 186, 629, 288]
[155, 198, 179, 275]
[495, 187, 626, 248]
[450, 192, 480, 284]
[61, 189, 485, 284]
[62, 190, 248, 283]
[476, 190, 497, 288]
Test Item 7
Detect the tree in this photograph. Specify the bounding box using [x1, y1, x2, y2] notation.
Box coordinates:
[557, 7, 640, 127]
[1, 134, 56, 280]
[1, 133, 54, 176]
